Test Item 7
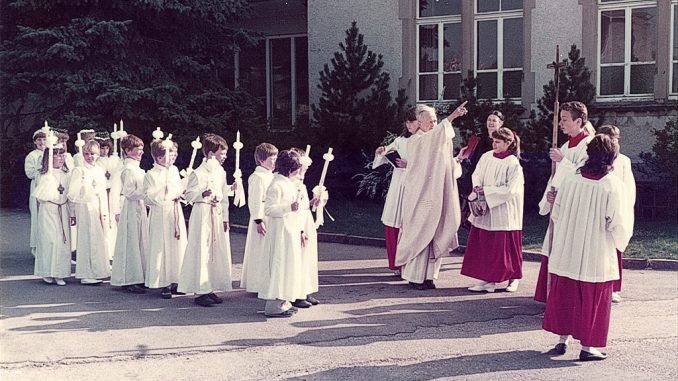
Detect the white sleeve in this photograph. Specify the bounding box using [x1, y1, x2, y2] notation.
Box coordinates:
[247, 176, 266, 220]
[264, 184, 292, 218]
[484, 163, 524, 209]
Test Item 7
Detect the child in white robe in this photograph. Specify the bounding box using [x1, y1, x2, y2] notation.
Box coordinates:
[178, 133, 235, 307]
[144, 138, 187, 298]
[241, 143, 278, 293]
[291, 148, 322, 308]
[96, 133, 123, 260]
[67, 140, 111, 284]
[25, 129, 47, 256]
[34, 144, 72, 285]
[535, 101, 594, 302]
[72, 129, 96, 167]
[111, 134, 149, 293]
[599, 125, 636, 303]
[258, 150, 305, 318]
[462, 127, 524, 293]
[55, 129, 75, 171]
[543, 134, 629, 361]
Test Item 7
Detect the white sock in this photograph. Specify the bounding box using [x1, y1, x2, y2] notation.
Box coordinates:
[582, 346, 603, 355]
[559, 335, 570, 345]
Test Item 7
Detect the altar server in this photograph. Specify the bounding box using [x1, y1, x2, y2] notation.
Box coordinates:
[25, 129, 47, 256]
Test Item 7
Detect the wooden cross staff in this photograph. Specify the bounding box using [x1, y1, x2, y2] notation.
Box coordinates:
[547, 45, 566, 178]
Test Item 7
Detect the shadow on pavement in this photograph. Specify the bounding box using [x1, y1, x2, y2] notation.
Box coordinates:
[285, 350, 580, 380]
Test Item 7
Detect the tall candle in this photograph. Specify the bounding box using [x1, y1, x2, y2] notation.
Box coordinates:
[77, 132, 83, 154]
[234, 130, 241, 172]
[318, 147, 333, 187]
[112, 123, 118, 156]
[120, 119, 124, 133]
[305, 145, 311, 156]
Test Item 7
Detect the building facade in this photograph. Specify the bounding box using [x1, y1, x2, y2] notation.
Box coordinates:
[238, 0, 678, 160]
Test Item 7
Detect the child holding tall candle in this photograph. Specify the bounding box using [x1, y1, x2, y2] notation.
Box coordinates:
[144, 137, 187, 298]
[96, 132, 123, 260]
[241, 143, 278, 294]
[111, 134, 149, 293]
[67, 140, 111, 284]
[25, 128, 47, 256]
[34, 143, 73, 285]
[73, 129, 97, 167]
[178, 133, 236, 306]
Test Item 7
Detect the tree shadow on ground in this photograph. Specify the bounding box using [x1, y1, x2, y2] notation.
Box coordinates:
[285, 350, 580, 380]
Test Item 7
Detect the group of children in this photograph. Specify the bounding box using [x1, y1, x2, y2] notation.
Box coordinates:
[26, 128, 320, 317]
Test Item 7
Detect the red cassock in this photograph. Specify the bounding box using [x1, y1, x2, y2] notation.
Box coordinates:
[461, 227, 522, 282]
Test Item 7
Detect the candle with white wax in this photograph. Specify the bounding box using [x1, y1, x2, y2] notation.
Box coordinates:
[235, 130, 241, 172]
[306, 145, 311, 156]
[318, 147, 333, 187]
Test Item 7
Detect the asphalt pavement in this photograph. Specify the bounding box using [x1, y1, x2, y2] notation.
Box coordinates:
[1, 208, 676, 380]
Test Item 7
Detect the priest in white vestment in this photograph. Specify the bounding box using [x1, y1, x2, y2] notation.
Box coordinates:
[395, 103, 467, 289]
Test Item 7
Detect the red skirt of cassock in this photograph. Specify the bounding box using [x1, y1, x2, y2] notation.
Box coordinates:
[613, 250, 623, 292]
[384, 226, 400, 271]
[460, 226, 522, 283]
[542, 273, 614, 347]
[534, 256, 549, 303]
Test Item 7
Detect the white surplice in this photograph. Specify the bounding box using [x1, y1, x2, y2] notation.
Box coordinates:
[468, 152, 524, 231]
[144, 164, 187, 289]
[258, 174, 305, 302]
[111, 158, 149, 286]
[34, 169, 73, 279]
[373, 135, 412, 228]
[68, 163, 111, 279]
[610, 153, 635, 252]
[539, 135, 593, 256]
[178, 159, 233, 294]
[97, 155, 123, 259]
[549, 173, 629, 282]
[241, 166, 274, 293]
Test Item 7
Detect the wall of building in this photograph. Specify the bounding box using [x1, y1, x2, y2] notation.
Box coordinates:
[529, 0, 583, 111]
[307, 0, 403, 108]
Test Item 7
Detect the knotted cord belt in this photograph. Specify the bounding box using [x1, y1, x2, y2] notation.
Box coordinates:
[172, 199, 181, 240]
[195, 201, 221, 262]
[47, 201, 69, 244]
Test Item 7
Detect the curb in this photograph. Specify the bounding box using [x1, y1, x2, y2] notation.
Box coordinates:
[232, 224, 678, 271]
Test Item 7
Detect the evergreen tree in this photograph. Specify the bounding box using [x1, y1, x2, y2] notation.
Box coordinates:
[0, 0, 262, 140]
[311, 21, 405, 152]
[523, 44, 596, 152]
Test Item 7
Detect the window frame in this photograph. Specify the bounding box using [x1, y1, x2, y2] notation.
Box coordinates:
[235, 34, 308, 131]
[596, 0, 657, 100]
[415, 15, 463, 102]
[473, 7, 523, 100]
[670, 0, 678, 97]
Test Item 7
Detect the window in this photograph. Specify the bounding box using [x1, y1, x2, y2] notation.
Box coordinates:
[671, 1, 678, 95]
[474, 1, 523, 99]
[236, 35, 308, 130]
[598, 1, 656, 98]
[416, 1, 462, 101]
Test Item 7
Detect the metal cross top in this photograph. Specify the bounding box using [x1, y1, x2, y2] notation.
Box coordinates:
[547, 45, 566, 156]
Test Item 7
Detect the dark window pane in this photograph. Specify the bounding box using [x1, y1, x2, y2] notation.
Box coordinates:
[419, 25, 438, 73]
[601, 10, 625, 64]
[503, 70, 522, 98]
[239, 40, 266, 98]
[443, 23, 462, 72]
[501, 0, 523, 11]
[631, 7, 656, 62]
[443, 73, 461, 99]
[630, 64, 654, 94]
[674, 6, 678, 58]
[419, 0, 461, 17]
[477, 72, 498, 99]
[295, 37, 309, 128]
[503, 18, 523, 68]
[477, 0, 499, 13]
[270, 38, 292, 129]
[477, 20, 498, 70]
[599, 66, 624, 95]
[673, 63, 678, 93]
[419, 74, 438, 100]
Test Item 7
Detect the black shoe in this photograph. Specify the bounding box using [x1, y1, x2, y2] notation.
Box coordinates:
[288, 306, 299, 313]
[161, 287, 172, 299]
[170, 283, 185, 295]
[124, 285, 146, 294]
[207, 292, 223, 304]
[409, 282, 427, 290]
[265, 310, 295, 318]
[424, 280, 436, 289]
[291, 299, 312, 308]
[579, 350, 607, 361]
[194, 294, 214, 307]
[554, 343, 567, 355]
[306, 295, 320, 305]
